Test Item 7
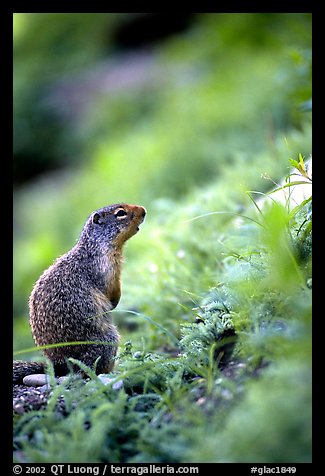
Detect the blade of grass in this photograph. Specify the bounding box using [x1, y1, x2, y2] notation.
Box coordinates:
[269, 180, 312, 193]
[245, 191, 264, 216]
[184, 211, 265, 228]
[112, 309, 179, 344]
[13, 340, 118, 357]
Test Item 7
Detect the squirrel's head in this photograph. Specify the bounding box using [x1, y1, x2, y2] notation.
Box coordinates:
[80, 203, 146, 252]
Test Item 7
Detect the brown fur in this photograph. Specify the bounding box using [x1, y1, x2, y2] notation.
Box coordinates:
[14, 203, 146, 383]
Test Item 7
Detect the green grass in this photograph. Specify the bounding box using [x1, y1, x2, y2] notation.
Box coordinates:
[14, 159, 312, 463]
[13, 13, 312, 463]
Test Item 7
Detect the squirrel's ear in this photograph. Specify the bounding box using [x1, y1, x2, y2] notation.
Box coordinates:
[93, 213, 102, 224]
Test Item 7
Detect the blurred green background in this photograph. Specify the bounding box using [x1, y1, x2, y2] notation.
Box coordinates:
[13, 13, 311, 351]
[13, 13, 312, 464]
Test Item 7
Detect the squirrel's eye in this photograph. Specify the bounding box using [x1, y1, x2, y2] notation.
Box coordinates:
[93, 213, 102, 224]
[115, 209, 127, 219]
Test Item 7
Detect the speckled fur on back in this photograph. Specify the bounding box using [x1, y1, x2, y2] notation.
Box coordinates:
[14, 203, 146, 383]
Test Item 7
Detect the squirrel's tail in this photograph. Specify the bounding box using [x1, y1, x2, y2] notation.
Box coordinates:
[13, 361, 46, 384]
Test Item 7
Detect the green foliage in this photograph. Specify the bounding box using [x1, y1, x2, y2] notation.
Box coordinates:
[182, 359, 311, 463]
[13, 12, 312, 318]
[13, 13, 125, 176]
[14, 165, 312, 462]
[14, 13, 311, 463]
[179, 286, 236, 372]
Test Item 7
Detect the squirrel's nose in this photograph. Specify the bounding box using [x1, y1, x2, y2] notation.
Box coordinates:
[141, 207, 146, 218]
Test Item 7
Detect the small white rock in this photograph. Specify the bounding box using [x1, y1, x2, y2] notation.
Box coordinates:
[98, 375, 114, 386]
[38, 384, 50, 392]
[23, 374, 49, 387]
[97, 374, 123, 390]
[112, 380, 123, 391]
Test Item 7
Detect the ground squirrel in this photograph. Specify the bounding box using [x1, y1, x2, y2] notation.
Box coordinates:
[13, 203, 146, 384]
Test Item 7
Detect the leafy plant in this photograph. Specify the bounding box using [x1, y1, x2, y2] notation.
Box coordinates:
[14, 13, 311, 464]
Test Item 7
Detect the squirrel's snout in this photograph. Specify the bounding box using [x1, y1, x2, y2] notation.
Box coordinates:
[133, 205, 146, 220]
[135, 206, 146, 231]
[130, 206, 146, 221]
